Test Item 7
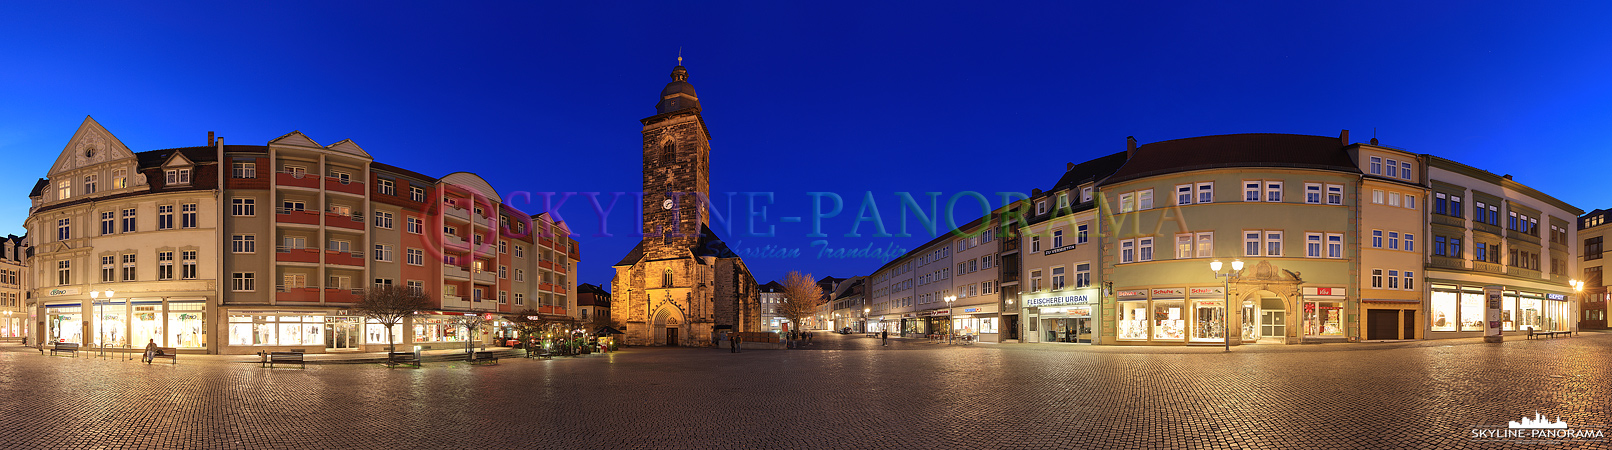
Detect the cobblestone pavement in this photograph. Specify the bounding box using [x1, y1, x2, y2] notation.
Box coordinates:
[2, 333, 1609, 449]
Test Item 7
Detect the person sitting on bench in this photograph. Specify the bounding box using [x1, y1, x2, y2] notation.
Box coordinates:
[142, 339, 162, 363]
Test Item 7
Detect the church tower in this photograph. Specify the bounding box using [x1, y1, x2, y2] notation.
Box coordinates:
[612, 59, 761, 347]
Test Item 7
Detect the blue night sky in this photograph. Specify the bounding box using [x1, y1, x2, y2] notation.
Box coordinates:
[2, 2, 1609, 288]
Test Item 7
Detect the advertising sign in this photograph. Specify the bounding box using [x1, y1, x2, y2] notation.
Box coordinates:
[1485, 285, 1503, 341]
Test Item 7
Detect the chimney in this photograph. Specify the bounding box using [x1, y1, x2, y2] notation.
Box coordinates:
[1032, 188, 1043, 196]
[1339, 129, 1349, 146]
[1126, 136, 1138, 159]
[1503, 174, 1513, 180]
[1370, 137, 1379, 145]
[1066, 162, 1075, 171]
[208, 131, 215, 146]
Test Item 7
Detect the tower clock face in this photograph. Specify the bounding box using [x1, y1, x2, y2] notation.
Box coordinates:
[662, 199, 674, 210]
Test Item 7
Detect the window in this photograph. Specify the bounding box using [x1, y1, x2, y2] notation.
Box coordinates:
[58, 218, 71, 241]
[1036, 201, 1047, 215]
[1405, 234, 1415, 252]
[1176, 234, 1193, 259]
[58, 180, 70, 199]
[407, 280, 424, 295]
[1475, 243, 1488, 263]
[499, 291, 508, 304]
[84, 175, 96, 195]
[1305, 184, 1322, 204]
[58, 260, 71, 285]
[1266, 181, 1282, 202]
[1326, 184, 1343, 205]
[1450, 196, 1462, 218]
[1196, 182, 1214, 204]
[101, 256, 114, 282]
[1387, 270, 1399, 289]
[377, 179, 395, 196]
[1404, 195, 1415, 210]
[232, 273, 256, 291]
[374, 244, 393, 262]
[407, 217, 422, 234]
[1434, 193, 1448, 215]
[1030, 236, 1041, 253]
[1487, 205, 1499, 225]
[1196, 232, 1213, 258]
[1372, 190, 1384, 204]
[165, 169, 191, 185]
[158, 251, 174, 280]
[101, 212, 114, 235]
[232, 198, 255, 216]
[1052, 229, 1064, 247]
[499, 240, 508, 254]
[662, 269, 673, 287]
[1030, 270, 1043, 292]
[1076, 224, 1089, 244]
[1051, 266, 1065, 290]
[1057, 193, 1069, 210]
[1119, 193, 1135, 213]
[232, 235, 255, 253]
[407, 248, 423, 266]
[373, 211, 394, 229]
[1403, 271, 1414, 290]
[1588, 237, 1604, 261]
[181, 203, 197, 228]
[514, 245, 524, 258]
[1138, 237, 1153, 261]
[121, 208, 136, 233]
[182, 251, 197, 279]
[1370, 156, 1382, 175]
[1326, 233, 1343, 258]
[1306, 233, 1322, 258]
[1400, 162, 1412, 180]
[1176, 184, 1193, 205]
[1081, 187, 1093, 203]
[1138, 189, 1153, 210]
[1385, 159, 1399, 178]
[158, 205, 174, 230]
[499, 265, 508, 279]
[410, 186, 426, 202]
[233, 162, 256, 178]
[1372, 230, 1383, 248]
[1266, 231, 1282, 256]
[121, 254, 136, 281]
[112, 168, 127, 189]
[515, 293, 525, 305]
[1121, 240, 1135, 263]
[1388, 231, 1399, 250]
[1388, 192, 1399, 207]
[1371, 269, 1383, 288]
[1245, 181, 1261, 202]
[515, 269, 524, 282]
[1245, 231, 1262, 256]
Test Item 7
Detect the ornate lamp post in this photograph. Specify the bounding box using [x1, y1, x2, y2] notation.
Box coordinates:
[1209, 260, 1242, 352]
[863, 307, 870, 333]
[944, 295, 957, 344]
[1571, 279, 1585, 334]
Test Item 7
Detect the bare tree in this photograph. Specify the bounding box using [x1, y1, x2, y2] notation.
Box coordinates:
[779, 271, 823, 336]
[353, 285, 432, 354]
[507, 309, 544, 354]
[448, 313, 491, 354]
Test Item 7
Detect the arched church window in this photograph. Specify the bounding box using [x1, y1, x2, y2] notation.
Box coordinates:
[662, 268, 673, 288]
[661, 141, 675, 165]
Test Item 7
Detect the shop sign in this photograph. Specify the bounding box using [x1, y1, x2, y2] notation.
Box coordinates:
[1303, 287, 1347, 297]
[1189, 287, 1224, 296]
[1196, 301, 1223, 307]
[1485, 285, 1503, 337]
[1043, 244, 1077, 256]
[928, 310, 950, 316]
[1026, 293, 1092, 307]
[47, 288, 80, 296]
[1115, 290, 1147, 299]
[1151, 288, 1185, 298]
[1546, 293, 1566, 301]
[901, 313, 915, 318]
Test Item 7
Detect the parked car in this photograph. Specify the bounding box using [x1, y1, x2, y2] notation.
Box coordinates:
[838, 327, 851, 334]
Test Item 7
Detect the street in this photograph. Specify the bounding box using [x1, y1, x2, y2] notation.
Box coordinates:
[1, 333, 1609, 449]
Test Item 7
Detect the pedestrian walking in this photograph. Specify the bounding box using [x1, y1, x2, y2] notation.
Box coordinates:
[882, 329, 888, 346]
[735, 333, 742, 353]
[728, 332, 738, 353]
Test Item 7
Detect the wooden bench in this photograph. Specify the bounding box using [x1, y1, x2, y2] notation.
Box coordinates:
[48, 342, 79, 357]
[386, 352, 420, 368]
[1526, 329, 1571, 339]
[468, 351, 499, 365]
[261, 351, 305, 369]
[146, 347, 177, 364]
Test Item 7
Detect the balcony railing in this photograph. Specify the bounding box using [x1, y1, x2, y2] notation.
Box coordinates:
[275, 208, 320, 225]
[274, 285, 320, 302]
[326, 250, 365, 267]
[443, 264, 470, 279]
[276, 171, 319, 189]
[326, 211, 365, 230]
[275, 247, 320, 263]
[441, 295, 469, 310]
[473, 270, 497, 284]
[324, 176, 365, 196]
[325, 287, 362, 303]
[444, 207, 470, 222]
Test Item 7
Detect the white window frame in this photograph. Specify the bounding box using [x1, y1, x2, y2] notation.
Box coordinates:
[1119, 193, 1135, 213]
[373, 211, 394, 229]
[1121, 239, 1135, 263]
[1369, 156, 1382, 175]
[1266, 231, 1282, 256]
[1306, 233, 1322, 258]
[1195, 232, 1214, 258]
[1265, 181, 1282, 202]
[407, 248, 424, 266]
[1245, 231, 1262, 256]
[374, 244, 393, 262]
[1196, 182, 1214, 204]
[232, 234, 255, 253]
[232, 272, 256, 292]
[1176, 234, 1193, 259]
[1244, 181, 1261, 202]
[1081, 186, 1093, 203]
[1326, 184, 1343, 205]
[377, 179, 395, 196]
[1138, 189, 1153, 210]
[232, 198, 255, 216]
[1076, 223, 1089, 244]
[1305, 183, 1322, 204]
[1326, 233, 1344, 258]
[1176, 184, 1192, 206]
[1138, 237, 1154, 262]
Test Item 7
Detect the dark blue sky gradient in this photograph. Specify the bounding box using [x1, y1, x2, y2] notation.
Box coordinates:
[3, 2, 1609, 287]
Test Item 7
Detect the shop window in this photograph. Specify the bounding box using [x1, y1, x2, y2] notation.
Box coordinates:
[1117, 301, 1147, 340]
[1153, 300, 1185, 340]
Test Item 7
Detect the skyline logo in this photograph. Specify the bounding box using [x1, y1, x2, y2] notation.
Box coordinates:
[1509, 412, 1568, 429]
[1471, 411, 1604, 443]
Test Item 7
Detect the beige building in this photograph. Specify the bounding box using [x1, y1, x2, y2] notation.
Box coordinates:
[1, 235, 28, 341]
[1354, 143, 1428, 340]
[1579, 209, 1608, 329]
[1017, 153, 1129, 344]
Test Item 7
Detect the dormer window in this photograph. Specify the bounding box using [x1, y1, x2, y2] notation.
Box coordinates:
[113, 168, 128, 188]
[58, 180, 71, 199]
[165, 168, 191, 185]
[84, 175, 97, 195]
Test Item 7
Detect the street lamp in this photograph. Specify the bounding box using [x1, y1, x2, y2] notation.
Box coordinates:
[1209, 260, 1242, 352]
[863, 307, 870, 333]
[1571, 279, 1585, 334]
[944, 295, 957, 344]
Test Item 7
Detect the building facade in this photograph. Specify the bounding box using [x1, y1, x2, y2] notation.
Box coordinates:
[759, 280, 785, 332]
[27, 117, 580, 354]
[576, 283, 611, 328]
[610, 62, 761, 346]
[1, 235, 28, 341]
[1579, 209, 1608, 329]
[1016, 153, 1127, 344]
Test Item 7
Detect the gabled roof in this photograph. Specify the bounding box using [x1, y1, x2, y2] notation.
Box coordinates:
[760, 281, 784, 292]
[136, 146, 218, 169]
[614, 241, 645, 267]
[371, 162, 437, 183]
[28, 178, 49, 198]
[1101, 133, 1358, 186]
[693, 224, 739, 258]
[1047, 151, 1130, 193]
[269, 130, 322, 148]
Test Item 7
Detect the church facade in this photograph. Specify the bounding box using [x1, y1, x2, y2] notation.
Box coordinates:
[611, 62, 761, 347]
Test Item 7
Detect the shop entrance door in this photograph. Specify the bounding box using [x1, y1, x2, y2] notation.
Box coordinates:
[665, 328, 679, 346]
[1366, 309, 1399, 340]
[1004, 315, 1019, 340]
[1074, 318, 1092, 343]
[325, 318, 359, 350]
[1402, 310, 1416, 340]
[1260, 311, 1286, 341]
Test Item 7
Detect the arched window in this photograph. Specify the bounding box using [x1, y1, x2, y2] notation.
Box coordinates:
[662, 269, 673, 288]
[661, 141, 675, 165]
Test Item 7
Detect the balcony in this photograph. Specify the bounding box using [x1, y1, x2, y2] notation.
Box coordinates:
[325, 288, 362, 303]
[276, 171, 319, 189]
[441, 295, 470, 310]
[444, 206, 470, 223]
[539, 282, 554, 292]
[275, 286, 320, 302]
[554, 286, 566, 295]
[326, 250, 365, 267]
[539, 260, 554, 270]
[276, 208, 320, 226]
[538, 237, 554, 249]
[473, 270, 497, 285]
[276, 247, 320, 264]
[327, 212, 365, 230]
[474, 214, 491, 228]
[538, 305, 567, 316]
[324, 177, 365, 196]
[555, 263, 567, 274]
[443, 264, 470, 280]
[444, 234, 469, 250]
[1507, 232, 1541, 246]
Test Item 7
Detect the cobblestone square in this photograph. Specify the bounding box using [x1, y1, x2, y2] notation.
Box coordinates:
[1, 333, 1609, 449]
